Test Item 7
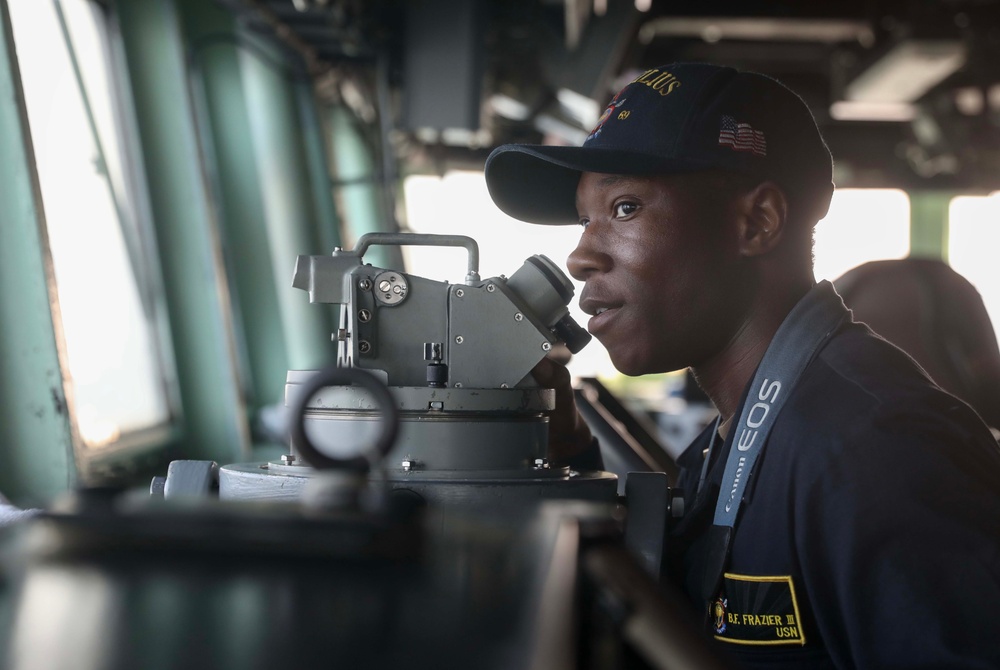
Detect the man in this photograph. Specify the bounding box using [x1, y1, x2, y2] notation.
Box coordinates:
[484, 62, 1000, 668]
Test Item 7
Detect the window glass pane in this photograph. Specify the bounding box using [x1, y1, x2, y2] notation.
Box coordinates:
[60, 0, 135, 231]
[948, 193, 1000, 342]
[403, 171, 616, 378]
[9, 0, 172, 447]
[403, 179, 919, 455]
[813, 189, 911, 282]
[405, 180, 914, 378]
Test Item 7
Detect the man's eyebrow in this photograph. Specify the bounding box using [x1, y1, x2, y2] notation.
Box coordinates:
[597, 174, 629, 187]
[576, 174, 637, 213]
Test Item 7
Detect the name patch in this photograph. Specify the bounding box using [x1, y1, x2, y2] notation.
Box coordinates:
[711, 573, 806, 646]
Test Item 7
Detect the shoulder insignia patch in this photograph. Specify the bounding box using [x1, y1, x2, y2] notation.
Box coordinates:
[711, 573, 806, 646]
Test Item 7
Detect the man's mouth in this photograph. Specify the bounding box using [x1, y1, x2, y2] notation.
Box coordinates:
[587, 306, 620, 334]
[579, 293, 622, 334]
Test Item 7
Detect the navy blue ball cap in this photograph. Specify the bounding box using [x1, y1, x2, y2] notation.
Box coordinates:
[485, 62, 834, 225]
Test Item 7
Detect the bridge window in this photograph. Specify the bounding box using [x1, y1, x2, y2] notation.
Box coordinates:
[406, 176, 915, 377]
[949, 193, 1000, 342]
[813, 189, 911, 283]
[404, 170, 616, 377]
[8, 0, 176, 450]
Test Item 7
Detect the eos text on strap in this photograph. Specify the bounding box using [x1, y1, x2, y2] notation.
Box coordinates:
[712, 281, 848, 530]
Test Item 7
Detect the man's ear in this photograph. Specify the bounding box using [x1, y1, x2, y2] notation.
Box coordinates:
[736, 181, 789, 257]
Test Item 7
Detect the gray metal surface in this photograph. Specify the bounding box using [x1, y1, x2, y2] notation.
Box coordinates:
[220, 463, 304, 501]
[291, 252, 361, 304]
[163, 460, 219, 498]
[259, 235, 608, 515]
[284, 377, 555, 412]
[299, 412, 548, 470]
[352, 271, 447, 386]
[505, 255, 572, 328]
[623, 472, 685, 581]
[292, 233, 479, 306]
[584, 544, 731, 670]
[448, 282, 555, 389]
[290, 234, 583, 390]
[353, 233, 480, 284]
[219, 462, 618, 507]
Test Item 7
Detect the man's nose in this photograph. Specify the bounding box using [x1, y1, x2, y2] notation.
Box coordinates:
[567, 231, 612, 281]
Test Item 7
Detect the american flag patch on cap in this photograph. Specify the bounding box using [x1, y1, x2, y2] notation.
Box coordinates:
[719, 116, 767, 156]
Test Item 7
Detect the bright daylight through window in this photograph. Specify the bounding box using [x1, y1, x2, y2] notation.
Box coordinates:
[949, 193, 1000, 343]
[9, 0, 174, 448]
[404, 173, 917, 379]
[813, 188, 910, 282]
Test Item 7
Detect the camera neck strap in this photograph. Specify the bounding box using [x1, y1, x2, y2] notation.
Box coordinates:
[712, 281, 849, 528]
[695, 282, 849, 605]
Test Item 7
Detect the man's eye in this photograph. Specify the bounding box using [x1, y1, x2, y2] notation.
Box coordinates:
[579, 218, 590, 229]
[614, 202, 638, 218]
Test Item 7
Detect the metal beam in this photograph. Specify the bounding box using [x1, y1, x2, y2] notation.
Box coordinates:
[116, 0, 250, 462]
[179, 1, 291, 408]
[327, 104, 403, 271]
[0, 0, 79, 505]
[237, 34, 336, 371]
[296, 81, 343, 256]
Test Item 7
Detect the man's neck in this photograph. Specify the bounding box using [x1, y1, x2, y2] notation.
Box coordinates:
[693, 278, 815, 426]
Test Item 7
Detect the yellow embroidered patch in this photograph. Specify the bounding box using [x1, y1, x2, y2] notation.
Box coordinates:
[711, 573, 806, 646]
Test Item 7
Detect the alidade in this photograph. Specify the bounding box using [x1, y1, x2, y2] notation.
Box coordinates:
[217, 233, 616, 507]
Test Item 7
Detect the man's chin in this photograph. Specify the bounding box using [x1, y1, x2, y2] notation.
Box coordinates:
[608, 348, 686, 378]
[607, 350, 650, 378]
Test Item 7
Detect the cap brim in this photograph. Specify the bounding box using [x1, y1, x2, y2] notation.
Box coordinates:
[484, 144, 710, 225]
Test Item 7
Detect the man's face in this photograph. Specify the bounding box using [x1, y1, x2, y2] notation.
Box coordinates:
[568, 171, 754, 376]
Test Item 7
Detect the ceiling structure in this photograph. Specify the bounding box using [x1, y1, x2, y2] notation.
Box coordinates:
[217, 0, 1000, 191]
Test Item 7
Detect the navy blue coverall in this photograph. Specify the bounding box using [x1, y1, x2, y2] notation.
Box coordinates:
[671, 316, 1000, 669]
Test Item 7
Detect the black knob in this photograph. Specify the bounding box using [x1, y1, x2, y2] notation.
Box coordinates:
[553, 314, 592, 354]
[423, 342, 447, 387]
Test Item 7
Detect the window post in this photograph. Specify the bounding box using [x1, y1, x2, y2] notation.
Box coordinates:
[0, 0, 79, 505]
[908, 190, 953, 261]
[115, 0, 250, 463]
